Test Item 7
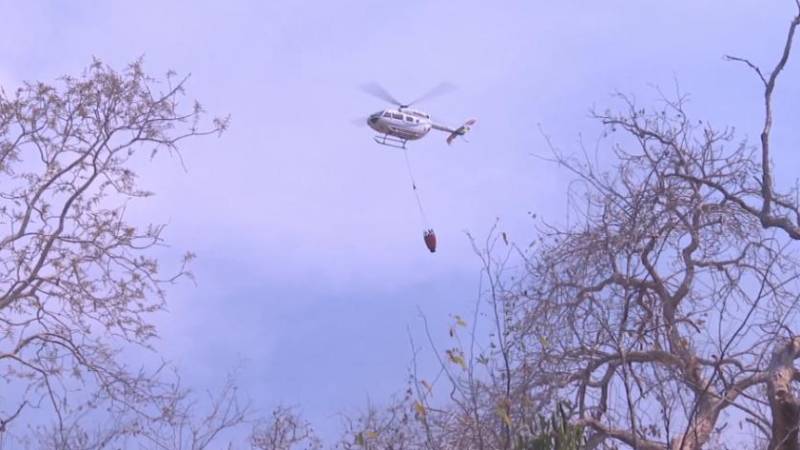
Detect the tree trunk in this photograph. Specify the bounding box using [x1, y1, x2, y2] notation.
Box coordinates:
[768, 339, 800, 450]
[669, 403, 718, 450]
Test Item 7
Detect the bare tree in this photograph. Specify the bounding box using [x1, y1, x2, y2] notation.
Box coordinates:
[250, 406, 322, 450]
[527, 101, 791, 449]
[334, 395, 431, 450]
[669, 4, 800, 449]
[0, 58, 249, 447]
[27, 371, 249, 450]
[500, 4, 800, 450]
[327, 231, 563, 450]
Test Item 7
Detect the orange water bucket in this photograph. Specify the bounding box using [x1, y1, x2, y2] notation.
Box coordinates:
[423, 229, 437, 253]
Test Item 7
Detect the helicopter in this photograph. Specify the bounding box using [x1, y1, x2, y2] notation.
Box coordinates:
[358, 83, 476, 253]
[361, 82, 476, 149]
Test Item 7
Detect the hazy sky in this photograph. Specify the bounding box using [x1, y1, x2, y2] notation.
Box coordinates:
[2, 0, 799, 443]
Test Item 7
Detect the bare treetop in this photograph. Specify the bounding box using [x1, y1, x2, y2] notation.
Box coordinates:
[0, 59, 239, 447]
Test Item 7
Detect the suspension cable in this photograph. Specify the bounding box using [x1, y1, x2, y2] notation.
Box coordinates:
[402, 147, 430, 228]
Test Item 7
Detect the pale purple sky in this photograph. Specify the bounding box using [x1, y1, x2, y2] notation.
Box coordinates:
[1, 0, 798, 443]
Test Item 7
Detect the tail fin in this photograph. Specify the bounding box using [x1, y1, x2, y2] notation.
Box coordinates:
[446, 119, 477, 145]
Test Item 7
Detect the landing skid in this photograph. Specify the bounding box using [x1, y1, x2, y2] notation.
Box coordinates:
[374, 134, 408, 149]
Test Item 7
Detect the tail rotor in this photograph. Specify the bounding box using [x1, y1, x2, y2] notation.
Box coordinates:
[446, 119, 477, 145]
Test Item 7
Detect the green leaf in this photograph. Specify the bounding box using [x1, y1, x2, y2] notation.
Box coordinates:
[496, 402, 512, 427]
[420, 379, 433, 393]
[446, 349, 467, 369]
[538, 335, 549, 348]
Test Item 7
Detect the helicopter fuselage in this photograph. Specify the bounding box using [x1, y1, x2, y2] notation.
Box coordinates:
[367, 108, 432, 141]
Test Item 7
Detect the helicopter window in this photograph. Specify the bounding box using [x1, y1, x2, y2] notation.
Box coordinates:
[391, 113, 403, 120]
[405, 116, 414, 122]
[383, 112, 391, 117]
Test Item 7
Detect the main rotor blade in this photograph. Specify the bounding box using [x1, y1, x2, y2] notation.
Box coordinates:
[360, 82, 403, 106]
[409, 82, 456, 106]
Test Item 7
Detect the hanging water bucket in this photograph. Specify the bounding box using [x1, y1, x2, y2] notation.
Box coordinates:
[423, 229, 437, 253]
